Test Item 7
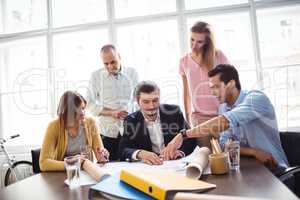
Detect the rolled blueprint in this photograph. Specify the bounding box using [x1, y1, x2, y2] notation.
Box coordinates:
[185, 147, 211, 179]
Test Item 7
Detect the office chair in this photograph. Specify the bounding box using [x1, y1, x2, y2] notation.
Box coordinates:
[278, 131, 300, 197]
[31, 148, 41, 173]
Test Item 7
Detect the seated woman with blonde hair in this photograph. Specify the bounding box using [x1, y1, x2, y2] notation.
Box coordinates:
[40, 91, 109, 172]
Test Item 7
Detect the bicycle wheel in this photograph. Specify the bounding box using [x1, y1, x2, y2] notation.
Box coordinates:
[4, 160, 33, 186]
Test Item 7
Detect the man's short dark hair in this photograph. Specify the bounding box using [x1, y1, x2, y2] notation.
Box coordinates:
[208, 64, 241, 91]
[134, 81, 160, 100]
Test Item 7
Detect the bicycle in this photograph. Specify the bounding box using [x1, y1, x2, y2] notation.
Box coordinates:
[0, 134, 34, 186]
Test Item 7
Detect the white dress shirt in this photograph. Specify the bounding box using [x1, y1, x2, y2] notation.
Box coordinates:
[86, 67, 138, 138]
[132, 112, 165, 160]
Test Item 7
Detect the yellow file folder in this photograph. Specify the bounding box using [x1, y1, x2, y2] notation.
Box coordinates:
[120, 169, 216, 200]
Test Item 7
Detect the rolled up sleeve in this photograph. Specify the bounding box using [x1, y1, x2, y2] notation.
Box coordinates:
[219, 130, 232, 148]
[222, 91, 272, 128]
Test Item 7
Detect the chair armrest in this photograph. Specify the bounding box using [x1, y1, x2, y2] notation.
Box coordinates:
[278, 166, 300, 182]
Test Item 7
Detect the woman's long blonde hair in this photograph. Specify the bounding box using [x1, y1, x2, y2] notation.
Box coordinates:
[191, 21, 216, 70]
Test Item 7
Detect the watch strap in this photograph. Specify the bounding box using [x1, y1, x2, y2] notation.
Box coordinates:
[179, 129, 188, 140]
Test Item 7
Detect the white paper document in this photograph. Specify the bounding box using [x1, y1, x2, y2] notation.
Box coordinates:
[64, 170, 98, 186]
[99, 146, 211, 179]
[98, 159, 188, 175]
[64, 146, 211, 186]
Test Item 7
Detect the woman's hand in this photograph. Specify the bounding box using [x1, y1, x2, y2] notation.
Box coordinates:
[96, 147, 110, 163]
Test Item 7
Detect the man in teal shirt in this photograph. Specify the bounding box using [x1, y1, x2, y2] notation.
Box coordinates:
[162, 64, 288, 174]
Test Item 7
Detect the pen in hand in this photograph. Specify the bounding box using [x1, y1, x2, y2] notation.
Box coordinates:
[97, 147, 109, 164]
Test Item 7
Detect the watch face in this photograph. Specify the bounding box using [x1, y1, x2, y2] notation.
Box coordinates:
[180, 129, 187, 139]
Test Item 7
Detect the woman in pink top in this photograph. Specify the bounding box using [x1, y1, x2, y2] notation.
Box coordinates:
[179, 21, 229, 146]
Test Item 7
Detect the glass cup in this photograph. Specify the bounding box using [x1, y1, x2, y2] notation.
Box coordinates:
[64, 156, 80, 189]
[225, 140, 240, 171]
[80, 145, 93, 161]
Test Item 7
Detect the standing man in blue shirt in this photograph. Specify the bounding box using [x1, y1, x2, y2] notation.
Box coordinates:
[162, 64, 288, 174]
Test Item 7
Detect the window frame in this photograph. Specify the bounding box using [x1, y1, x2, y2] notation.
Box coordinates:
[0, 0, 300, 143]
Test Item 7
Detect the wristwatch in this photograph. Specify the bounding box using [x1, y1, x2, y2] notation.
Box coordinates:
[179, 129, 188, 140]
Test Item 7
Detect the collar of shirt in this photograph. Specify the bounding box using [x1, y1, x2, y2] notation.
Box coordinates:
[225, 90, 247, 111]
[142, 110, 165, 154]
[104, 66, 123, 79]
[142, 109, 160, 124]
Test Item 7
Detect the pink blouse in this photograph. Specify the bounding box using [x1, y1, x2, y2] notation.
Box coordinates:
[179, 50, 229, 117]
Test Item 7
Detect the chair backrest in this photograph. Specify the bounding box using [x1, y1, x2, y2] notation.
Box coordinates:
[280, 131, 300, 196]
[280, 131, 300, 166]
[31, 148, 41, 173]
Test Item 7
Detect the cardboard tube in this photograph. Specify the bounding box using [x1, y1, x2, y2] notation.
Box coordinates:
[186, 163, 203, 179]
[82, 159, 109, 182]
[186, 147, 210, 179]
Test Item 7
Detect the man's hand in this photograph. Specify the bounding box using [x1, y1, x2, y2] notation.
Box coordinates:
[160, 134, 183, 160]
[112, 110, 128, 119]
[160, 150, 184, 161]
[100, 107, 128, 119]
[253, 149, 278, 169]
[137, 150, 163, 165]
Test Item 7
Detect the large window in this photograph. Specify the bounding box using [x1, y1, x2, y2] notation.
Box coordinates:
[257, 5, 300, 67]
[53, 29, 109, 105]
[0, 0, 47, 34]
[117, 20, 181, 104]
[0, 3, 3, 33]
[185, 0, 248, 10]
[188, 11, 257, 90]
[257, 5, 300, 127]
[0, 37, 49, 145]
[52, 0, 107, 27]
[114, 0, 176, 18]
[1, 0, 300, 146]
